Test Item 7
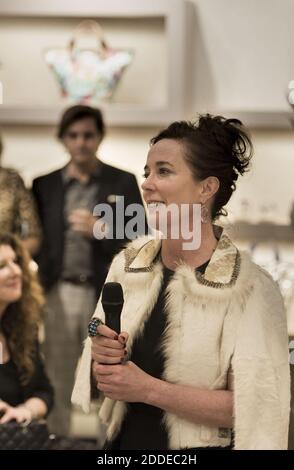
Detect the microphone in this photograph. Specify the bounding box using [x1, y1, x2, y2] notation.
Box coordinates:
[101, 282, 124, 334]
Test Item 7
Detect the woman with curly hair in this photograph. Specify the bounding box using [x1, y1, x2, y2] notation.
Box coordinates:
[0, 232, 54, 424]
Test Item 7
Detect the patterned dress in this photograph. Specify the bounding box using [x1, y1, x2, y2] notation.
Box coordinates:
[0, 167, 41, 239]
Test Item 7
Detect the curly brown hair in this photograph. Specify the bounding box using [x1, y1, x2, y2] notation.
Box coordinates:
[0, 232, 44, 385]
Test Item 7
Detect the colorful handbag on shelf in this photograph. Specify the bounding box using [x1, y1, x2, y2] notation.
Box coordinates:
[44, 20, 134, 102]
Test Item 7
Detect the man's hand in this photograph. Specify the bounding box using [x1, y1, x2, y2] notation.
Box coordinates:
[68, 209, 97, 238]
[68, 209, 109, 239]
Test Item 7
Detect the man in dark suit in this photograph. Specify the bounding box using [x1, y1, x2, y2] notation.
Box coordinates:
[32, 105, 146, 435]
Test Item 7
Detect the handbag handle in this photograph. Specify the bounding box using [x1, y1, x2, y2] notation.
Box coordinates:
[69, 20, 108, 55]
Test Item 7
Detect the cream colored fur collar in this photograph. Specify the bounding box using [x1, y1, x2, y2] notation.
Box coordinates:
[72, 226, 290, 450]
[124, 225, 240, 288]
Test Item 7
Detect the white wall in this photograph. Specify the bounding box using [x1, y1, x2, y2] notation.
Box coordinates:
[190, 0, 294, 112]
[1, 124, 294, 225]
[227, 129, 294, 224]
[1, 0, 294, 225]
[1, 0, 293, 113]
[0, 16, 167, 107]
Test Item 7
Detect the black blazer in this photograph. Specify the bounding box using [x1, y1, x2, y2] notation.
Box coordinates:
[32, 162, 146, 298]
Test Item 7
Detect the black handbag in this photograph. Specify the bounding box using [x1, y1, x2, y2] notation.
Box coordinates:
[0, 420, 55, 450]
[51, 436, 98, 450]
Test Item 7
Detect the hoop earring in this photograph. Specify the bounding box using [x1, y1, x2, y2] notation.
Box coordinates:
[201, 204, 209, 223]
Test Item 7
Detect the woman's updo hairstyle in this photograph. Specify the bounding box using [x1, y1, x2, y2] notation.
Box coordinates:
[150, 114, 253, 220]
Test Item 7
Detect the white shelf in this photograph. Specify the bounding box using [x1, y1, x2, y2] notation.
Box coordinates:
[0, 104, 183, 127]
[0, 0, 189, 127]
[225, 221, 294, 243]
[0, 0, 178, 18]
[217, 110, 294, 130]
[0, 107, 293, 128]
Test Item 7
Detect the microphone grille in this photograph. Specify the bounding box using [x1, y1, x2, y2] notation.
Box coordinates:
[102, 282, 124, 304]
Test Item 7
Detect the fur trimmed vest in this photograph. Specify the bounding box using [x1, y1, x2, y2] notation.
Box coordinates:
[72, 228, 290, 450]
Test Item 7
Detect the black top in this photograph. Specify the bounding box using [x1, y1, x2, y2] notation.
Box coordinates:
[0, 342, 54, 413]
[106, 260, 209, 450]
